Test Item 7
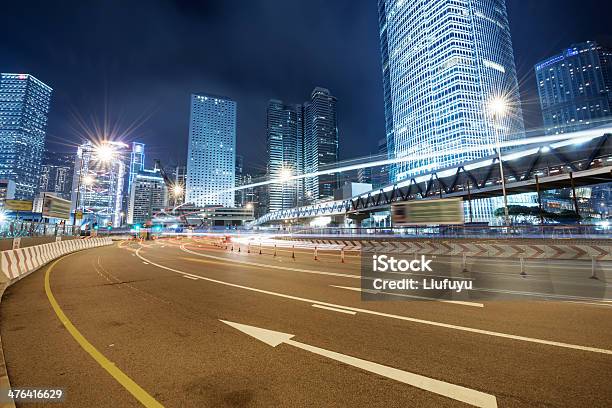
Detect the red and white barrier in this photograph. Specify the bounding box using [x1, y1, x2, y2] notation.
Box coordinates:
[0, 238, 113, 283]
[284, 237, 611, 261]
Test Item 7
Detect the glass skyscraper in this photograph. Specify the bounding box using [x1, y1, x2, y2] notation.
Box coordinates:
[39, 151, 74, 200]
[535, 41, 612, 135]
[128, 142, 145, 193]
[266, 100, 303, 212]
[186, 93, 236, 208]
[0, 73, 53, 199]
[303, 87, 339, 202]
[265, 88, 338, 212]
[378, 0, 525, 182]
[70, 141, 129, 227]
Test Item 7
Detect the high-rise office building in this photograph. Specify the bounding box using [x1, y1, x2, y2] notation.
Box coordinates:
[265, 88, 339, 213]
[0, 73, 53, 199]
[39, 152, 74, 200]
[186, 93, 236, 207]
[535, 41, 612, 135]
[127, 169, 168, 225]
[378, 0, 525, 182]
[70, 141, 129, 227]
[535, 41, 612, 216]
[303, 87, 339, 201]
[128, 142, 145, 192]
[266, 100, 304, 212]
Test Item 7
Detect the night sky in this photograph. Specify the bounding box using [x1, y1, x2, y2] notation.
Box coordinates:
[1, 0, 611, 174]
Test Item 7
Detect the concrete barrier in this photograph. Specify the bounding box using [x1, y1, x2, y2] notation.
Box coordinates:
[281, 237, 612, 261]
[0, 237, 113, 285]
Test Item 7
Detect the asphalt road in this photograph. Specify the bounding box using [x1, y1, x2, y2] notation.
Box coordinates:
[1, 238, 611, 407]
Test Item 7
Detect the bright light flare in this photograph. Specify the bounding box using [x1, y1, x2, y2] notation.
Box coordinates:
[488, 96, 508, 118]
[83, 175, 95, 185]
[280, 168, 292, 182]
[173, 184, 184, 196]
[94, 143, 115, 162]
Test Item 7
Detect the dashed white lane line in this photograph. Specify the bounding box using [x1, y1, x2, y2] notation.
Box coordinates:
[330, 285, 484, 308]
[135, 247, 612, 355]
[311, 304, 357, 315]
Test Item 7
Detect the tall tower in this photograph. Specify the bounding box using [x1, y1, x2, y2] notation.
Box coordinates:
[266, 100, 303, 212]
[303, 87, 338, 202]
[378, 0, 525, 182]
[70, 141, 129, 227]
[535, 41, 612, 135]
[186, 93, 236, 207]
[128, 142, 145, 193]
[0, 73, 53, 199]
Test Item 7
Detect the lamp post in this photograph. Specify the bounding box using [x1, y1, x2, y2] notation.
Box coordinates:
[488, 97, 510, 227]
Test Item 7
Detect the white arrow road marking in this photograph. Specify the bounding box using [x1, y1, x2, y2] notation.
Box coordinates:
[331, 285, 484, 308]
[311, 304, 356, 315]
[220, 320, 498, 408]
[135, 248, 612, 355]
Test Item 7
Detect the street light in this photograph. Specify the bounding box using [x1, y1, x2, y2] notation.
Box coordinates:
[173, 184, 184, 197]
[488, 96, 510, 226]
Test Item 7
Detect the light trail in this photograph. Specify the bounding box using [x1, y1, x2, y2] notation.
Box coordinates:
[177, 126, 612, 207]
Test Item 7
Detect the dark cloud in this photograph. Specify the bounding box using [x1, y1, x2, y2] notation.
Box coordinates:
[1, 0, 610, 173]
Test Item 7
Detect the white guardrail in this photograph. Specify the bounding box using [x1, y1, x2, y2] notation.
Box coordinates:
[0, 237, 113, 284]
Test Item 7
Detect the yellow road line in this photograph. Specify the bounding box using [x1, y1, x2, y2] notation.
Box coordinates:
[44, 257, 164, 408]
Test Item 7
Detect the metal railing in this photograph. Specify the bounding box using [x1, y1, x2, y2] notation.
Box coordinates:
[285, 224, 612, 240]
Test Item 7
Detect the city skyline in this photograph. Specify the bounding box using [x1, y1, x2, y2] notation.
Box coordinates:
[2, 0, 611, 173]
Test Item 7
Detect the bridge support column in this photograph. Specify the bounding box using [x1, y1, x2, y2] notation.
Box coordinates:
[535, 174, 545, 225]
[348, 212, 369, 230]
[569, 171, 580, 217]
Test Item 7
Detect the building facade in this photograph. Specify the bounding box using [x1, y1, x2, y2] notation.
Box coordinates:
[535, 41, 612, 218]
[186, 93, 236, 207]
[70, 141, 129, 227]
[127, 170, 168, 225]
[0, 73, 53, 199]
[535, 41, 612, 135]
[38, 151, 74, 200]
[266, 100, 303, 212]
[303, 87, 339, 202]
[378, 0, 525, 183]
[128, 142, 145, 193]
[265, 88, 339, 213]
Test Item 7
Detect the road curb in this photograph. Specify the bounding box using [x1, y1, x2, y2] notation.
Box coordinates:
[0, 282, 15, 408]
[0, 239, 113, 408]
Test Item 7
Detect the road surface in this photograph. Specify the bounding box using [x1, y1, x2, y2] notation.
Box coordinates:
[1, 238, 611, 407]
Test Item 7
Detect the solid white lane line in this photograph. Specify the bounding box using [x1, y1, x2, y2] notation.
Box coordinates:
[135, 248, 612, 355]
[142, 262, 149, 265]
[182, 275, 199, 280]
[311, 304, 356, 315]
[330, 285, 484, 308]
[221, 320, 498, 408]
